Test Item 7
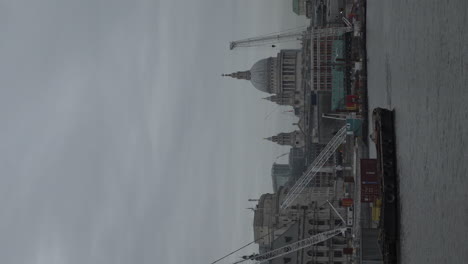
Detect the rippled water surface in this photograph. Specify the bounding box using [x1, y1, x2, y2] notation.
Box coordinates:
[366, 0, 468, 262]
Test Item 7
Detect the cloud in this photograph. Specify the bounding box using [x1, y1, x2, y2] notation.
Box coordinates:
[0, 0, 307, 263]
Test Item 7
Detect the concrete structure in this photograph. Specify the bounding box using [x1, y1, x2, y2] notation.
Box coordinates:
[290, 142, 336, 188]
[287, 144, 336, 188]
[292, 0, 308, 16]
[310, 143, 335, 166]
[253, 186, 335, 246]
[289, 147, 307, 180]
[271, 163, 292, 192]
[307, 35, 346, 92]
[325, 0, 346, 25]
[268, 218, 350, 264]
[310, 92, 346, 144]
[269, 148, 307, 192]
[253, 186, 351, 264]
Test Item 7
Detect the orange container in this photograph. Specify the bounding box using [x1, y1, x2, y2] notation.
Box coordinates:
[341, 198, 354, 207]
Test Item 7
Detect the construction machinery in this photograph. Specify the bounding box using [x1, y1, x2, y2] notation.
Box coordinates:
[233, 227, 347, 264]
[229, 26, 353, 50]
[280, 125, 348, 209]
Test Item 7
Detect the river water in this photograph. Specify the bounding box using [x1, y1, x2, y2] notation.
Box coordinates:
[366, 0, 468, 262]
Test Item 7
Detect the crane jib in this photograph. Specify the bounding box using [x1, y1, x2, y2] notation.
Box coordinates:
[234, 228, 347, 264]
[229, 27, 352, 50]
[280, 126, 348, 209]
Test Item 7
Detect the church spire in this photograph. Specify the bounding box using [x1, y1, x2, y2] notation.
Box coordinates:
[264, 131, 305, 148]
[222, 70, 251, 80]
[263, 95, 277, 102]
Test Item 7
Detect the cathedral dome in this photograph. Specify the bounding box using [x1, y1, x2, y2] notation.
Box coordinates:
[222, 57, 275, 94]
[249, 58, 273, 93]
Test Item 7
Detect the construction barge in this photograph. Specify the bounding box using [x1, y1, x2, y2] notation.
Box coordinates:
[370, 108, 400, 263]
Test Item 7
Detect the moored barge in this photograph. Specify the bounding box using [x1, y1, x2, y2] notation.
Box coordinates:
[370, 108, 399, 263]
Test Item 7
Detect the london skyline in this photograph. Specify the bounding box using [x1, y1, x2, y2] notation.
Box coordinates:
[0, 0, 307, 263]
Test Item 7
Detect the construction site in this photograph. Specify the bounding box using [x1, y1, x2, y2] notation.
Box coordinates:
[218, 0, 394, 264]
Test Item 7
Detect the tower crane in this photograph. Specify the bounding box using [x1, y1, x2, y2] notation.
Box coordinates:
[233, 227, 347, 264]
[280, 125, 348, 209]
[275, 152, 289, 160]
[229, 26, 353, 50]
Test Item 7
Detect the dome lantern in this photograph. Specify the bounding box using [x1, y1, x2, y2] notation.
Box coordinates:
[223, 57, 275, 94]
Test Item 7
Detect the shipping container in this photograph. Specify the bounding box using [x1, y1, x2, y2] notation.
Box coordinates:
[345, 95, 359, 111]
[372, 205, 381, 222]
[341, 198, 353, 207]
[362, 184, 380, 195]
[361, 184, 380, 203]
[360, 159, 379, 184]
[344, 176, 354, 183]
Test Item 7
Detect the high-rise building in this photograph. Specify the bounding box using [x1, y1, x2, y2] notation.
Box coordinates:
[292, 0, 308, 16]
[289, 147, 307, 181]
[271, 163, 291, 192]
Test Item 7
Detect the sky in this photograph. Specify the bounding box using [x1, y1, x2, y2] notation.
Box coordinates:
[0, 0, 307, 263]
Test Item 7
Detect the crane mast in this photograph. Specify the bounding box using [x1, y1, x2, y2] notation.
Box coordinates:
[233, 228, 347, 264]
[229, 26, 353, 50]
[280, 125, 348, 209]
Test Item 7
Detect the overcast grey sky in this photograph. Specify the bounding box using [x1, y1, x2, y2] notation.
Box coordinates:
[0, 0, 306, 263]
